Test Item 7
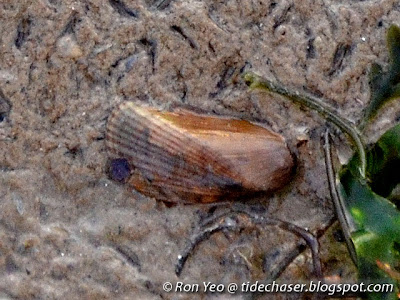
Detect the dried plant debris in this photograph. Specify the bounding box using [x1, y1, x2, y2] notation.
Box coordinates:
[15, 17, 31, 49]
[327, 43, 352, 77]
[145, 0, 175, 10]
[0, 90, 11, 123]
[138, 38, 157, 71]
[108, 0, 138, 18]
[170, 25, 197, 49]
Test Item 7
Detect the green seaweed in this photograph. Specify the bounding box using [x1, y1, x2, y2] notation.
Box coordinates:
[244, 24, 400, 299]
[347, 124, 400, 199]
[341, 27, 400, 298]
[340, 125, 400, 299]
[363, 25, 400, 123]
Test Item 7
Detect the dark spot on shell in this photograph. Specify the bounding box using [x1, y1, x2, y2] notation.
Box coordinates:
[110, 158, 131, 182]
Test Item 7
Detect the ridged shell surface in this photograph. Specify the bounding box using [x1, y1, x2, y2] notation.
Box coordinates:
[106, 102, 294, 203]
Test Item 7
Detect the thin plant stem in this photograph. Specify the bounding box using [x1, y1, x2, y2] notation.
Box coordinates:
[243, 72, 366, 179]
[176, 208, 323, 280]
[323, 129, 357, 264]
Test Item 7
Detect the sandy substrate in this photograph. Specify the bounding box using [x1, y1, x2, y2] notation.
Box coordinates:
[1, 1, 400, 299]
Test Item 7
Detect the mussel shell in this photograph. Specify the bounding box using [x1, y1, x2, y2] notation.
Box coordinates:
[106, 102, 294, 203]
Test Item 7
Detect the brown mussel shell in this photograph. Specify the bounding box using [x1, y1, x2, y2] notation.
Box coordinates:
[106, 102, 294, 203]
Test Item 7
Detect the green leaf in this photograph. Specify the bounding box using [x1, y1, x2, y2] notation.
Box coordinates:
[366, 124, 400, 198]
[364, 25, 400, 122]
[369, 63, 383, 95]
[339, 178, 400, 299]
[387, 25, 400, 65]
[345, 124, 400, 199]
[338, 177, 400, 299]
[339, 125, 400, 298]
